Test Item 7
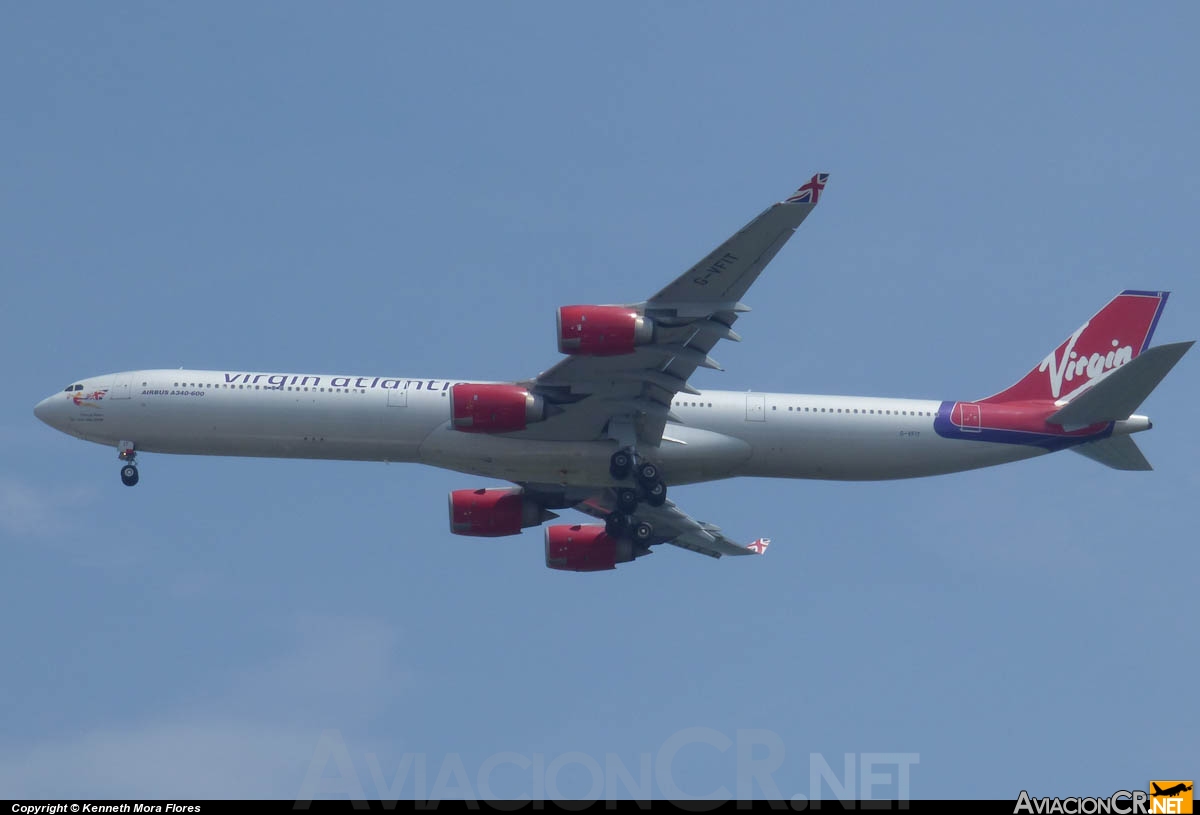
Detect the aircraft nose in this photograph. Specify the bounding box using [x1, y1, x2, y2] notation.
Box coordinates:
[34, 394, 57, 426]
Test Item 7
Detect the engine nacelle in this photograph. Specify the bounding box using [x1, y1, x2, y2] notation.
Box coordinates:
[544, 524, 635, 572]
[450, 383, 546, 433]
[557, 305, 654, 356]
[448, 487, 547, 537]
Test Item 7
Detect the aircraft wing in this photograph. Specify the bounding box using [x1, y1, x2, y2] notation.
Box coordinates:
[513, 174, 829, 447]
[573, 490, 770, 559]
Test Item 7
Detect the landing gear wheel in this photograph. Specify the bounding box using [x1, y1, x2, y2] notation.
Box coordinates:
[609, 449, 633, 480]
[120, 464, 139, 487]
[644, 479, 667, 507]
[615, 487, 640, 514]
[635, 460, 659, 488]
[632, 521, 654, 545]
[605, 513, 631, 538]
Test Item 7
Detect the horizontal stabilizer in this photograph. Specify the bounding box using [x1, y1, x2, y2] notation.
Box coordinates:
[1071, 436, 1153, 471]
[1048, 341, 1193, 427]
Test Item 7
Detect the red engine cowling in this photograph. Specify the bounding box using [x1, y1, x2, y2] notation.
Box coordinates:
[450, 383, 546, 433]
[448, 487, 546, 537]
[544, 525, 635, 572]
[557, 305, 653, 356]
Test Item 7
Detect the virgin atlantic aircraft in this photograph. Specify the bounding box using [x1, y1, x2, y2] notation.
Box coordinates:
[33, 174, 1193, 571]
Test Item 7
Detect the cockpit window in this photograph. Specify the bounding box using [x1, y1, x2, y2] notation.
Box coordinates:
[64, 384, 83, 392]
[74, 384, 84, 391]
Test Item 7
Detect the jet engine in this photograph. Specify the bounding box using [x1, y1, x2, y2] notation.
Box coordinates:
[448, 487, 554, 537]
[544, 524, 636, 572]
[450, 383, 546, 433]
[557, 305, 654, 356]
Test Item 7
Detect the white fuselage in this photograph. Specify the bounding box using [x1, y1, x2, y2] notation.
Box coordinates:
[33, 368, 1072, 486]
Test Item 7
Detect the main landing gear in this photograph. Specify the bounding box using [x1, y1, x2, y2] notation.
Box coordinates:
[605, 447, 668, 544]
[605, 512, 654, 545]
[610, 450, 666, 508]
[118, 440, 139, 487]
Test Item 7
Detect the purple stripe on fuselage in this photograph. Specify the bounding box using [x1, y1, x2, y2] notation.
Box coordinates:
[932, 401, 1113, 451]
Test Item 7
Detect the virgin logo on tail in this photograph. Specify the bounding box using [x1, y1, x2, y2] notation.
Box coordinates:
[1038, 322, 1134, 399]
[979, 290, 1166, 405]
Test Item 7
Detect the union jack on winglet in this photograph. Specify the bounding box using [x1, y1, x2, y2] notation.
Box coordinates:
[786, 173, 829, 204]
[746, 538, 770, 554]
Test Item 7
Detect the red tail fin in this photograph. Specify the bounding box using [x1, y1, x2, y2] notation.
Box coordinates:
[980, 290, 1170, 404]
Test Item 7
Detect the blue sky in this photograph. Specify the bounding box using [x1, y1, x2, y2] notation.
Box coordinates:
[2, 2, 1197, 801]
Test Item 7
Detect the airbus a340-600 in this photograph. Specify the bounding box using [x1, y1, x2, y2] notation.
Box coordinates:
[34, 174, 1193, 571]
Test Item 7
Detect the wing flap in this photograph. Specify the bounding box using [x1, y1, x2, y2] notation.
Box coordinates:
[573, 492, 766, 559]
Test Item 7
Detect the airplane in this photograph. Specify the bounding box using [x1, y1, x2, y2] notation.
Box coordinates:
[33, 173, 1194, 572]
[1152, 783, 1193, 797]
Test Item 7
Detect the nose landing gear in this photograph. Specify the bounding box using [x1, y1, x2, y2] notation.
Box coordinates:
[118, 440, 139, 487]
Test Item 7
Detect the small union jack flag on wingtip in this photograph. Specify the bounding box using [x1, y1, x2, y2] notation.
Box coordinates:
[746, 538, 770, 554]
[785, 173, 829, 204]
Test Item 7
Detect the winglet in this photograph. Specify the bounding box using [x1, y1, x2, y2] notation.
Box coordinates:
[785, 174, 829, 205]
[745, 538, 770, 555]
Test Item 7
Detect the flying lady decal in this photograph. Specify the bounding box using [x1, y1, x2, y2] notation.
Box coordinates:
[70, 389, 107, 408]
